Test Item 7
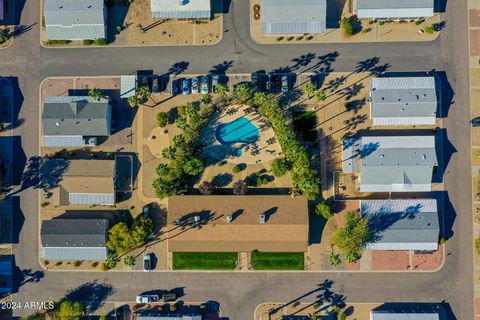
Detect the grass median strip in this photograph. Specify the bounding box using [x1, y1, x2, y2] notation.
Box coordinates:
[173, 252, 238, 270]
[251, 252, 305, 270]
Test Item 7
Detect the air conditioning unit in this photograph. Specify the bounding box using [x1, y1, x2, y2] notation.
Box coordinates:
[259, 214, 266, 224]
[225, 215, 232, 223]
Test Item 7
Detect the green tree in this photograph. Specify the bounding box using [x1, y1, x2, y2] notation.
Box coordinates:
[99, 316, 107, 320]
[106, 222, 130, 253]
[425, 25, 435, 34]
[270, 158, 288, 177]
[235, 83, 252, 104]
[127, 95, 138, 107]
[341, 17, 353, 36]
[130, 216, 154, 247]
[123, 255, 136, 267]
[332, 211, 371, 263]
[201, 94, 213, 105]
[57, 301, 83, 320]
[314, 90, 326, 102]
[156, 111, 169, 127]
[315, 202, 333, 219]
[88, 88, 102, 101]
[304, 82, 316, 99]
[339, 312, 347, 320]
[137, 86, 151, 103]
[214, 83, 228, 98]
[327, 252, 341, 267]
[183, 157, 204, 176]
[308, 314, 322, 320]
[252, 91, 268, 107]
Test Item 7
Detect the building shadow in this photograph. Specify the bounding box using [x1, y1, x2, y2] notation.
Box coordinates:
[3, 77, 24, 131]
[9, 136, 26, 187]
[212, 0, 231, 14]
[434, 0, 448, 13]
[326, 0, 345, 28]
[9, 196, 23, 244]
[106, 1, 130, 43]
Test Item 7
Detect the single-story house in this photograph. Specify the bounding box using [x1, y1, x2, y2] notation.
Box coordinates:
[361, 199, 440, 251]
[262, 0, 327, 35]
[355, 0, 434, 19]
[370, 77, 438, 126]
[167, 195, 309, 252]
[151, 0, 211, 20]
[342, 135, 438, 192]
[50, 159, 116, 206]
[370, 311, 439, 320]
[42, 96, 112, 147]
[44, 0, 107, 41]
[136, 313, 202, 320]
[41, 218, 109, 260]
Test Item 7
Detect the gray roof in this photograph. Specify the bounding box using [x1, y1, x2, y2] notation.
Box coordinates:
[370, 312, 439, 320]
[356, 0, 434, 18]
[136, 313, 202, 320]
[44, 0, 106, 40]
[371, 77, 437, 126]
[41, 219, 108, 248]
[361, 199, 439, 251]
[151, 0, 211, 19]
[42, 96, 111, 137]
[262, 0, 327, 35]
[342, 136, 437, 192]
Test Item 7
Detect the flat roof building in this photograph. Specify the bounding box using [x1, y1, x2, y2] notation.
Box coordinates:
[41, 219, 108, 260]
[370, 311, 439, 320]
[50, 159, 116, 206]
[150, 0, 211, 20]
[370, 77, 438, 126]
[361, 199, 439, 251]
[262, 0, 327, 35]
[44, 0, 107, 40]
[167, 195, 309, 252]
[42, 96, 111, 147]
[355, 0, 434, 19]
[342, 136, 438, 192]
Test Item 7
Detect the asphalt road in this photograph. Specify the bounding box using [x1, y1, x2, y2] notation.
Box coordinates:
[2, 0, 473, 319]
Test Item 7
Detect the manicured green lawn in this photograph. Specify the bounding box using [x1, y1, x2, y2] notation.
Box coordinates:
[251, 252, 305, 270]
[292, 111, 318, 142]
[172, 252, 238, 270]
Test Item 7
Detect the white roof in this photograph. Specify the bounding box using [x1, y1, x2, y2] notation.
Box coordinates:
[44, 135, 84, 147]
[370, 312, 439, 320]
[151, 0, 211, 19]
[356, 0, 434, 19]
[120, 75, 137, 98]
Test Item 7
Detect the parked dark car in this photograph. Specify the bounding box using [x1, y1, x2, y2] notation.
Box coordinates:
[171, 79, 180, 96]
[142, 204, 150, 219]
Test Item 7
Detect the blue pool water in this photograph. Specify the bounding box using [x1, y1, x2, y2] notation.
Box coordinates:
[216, 117, 259, 144]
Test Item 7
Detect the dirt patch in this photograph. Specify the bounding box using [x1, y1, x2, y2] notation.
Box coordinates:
[470, 10, 480, 27]
[371, 251, 409, 270]
[412, 247, 443, 270]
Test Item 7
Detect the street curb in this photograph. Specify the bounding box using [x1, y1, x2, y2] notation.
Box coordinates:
[38, 0, 224, 49]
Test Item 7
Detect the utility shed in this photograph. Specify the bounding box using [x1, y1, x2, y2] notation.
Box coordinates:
[262, 0, 327, 35]
[361, 199, 439, 251]
[167, 195, 309, 252]
[44, 0, 107, 40]
[150, 0, 211, 19]
[41, 219, 108, 260]
[42, 96, 111, 147]
[370, 77, 438, 126]
[370, 311, 439, 320]
[49, 159, 116, 206]
[355, 0, 434, 19]
[342, 136, 437, 192]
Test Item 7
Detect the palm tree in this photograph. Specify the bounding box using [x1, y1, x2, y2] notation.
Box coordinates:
[127, 96, 138, 108]
[304, 82, 315, 99]
[88, 88, 102, 101]
[214, 83, 228, 98]
[314, 89, 326, 102]
[308, 313, 322, 320]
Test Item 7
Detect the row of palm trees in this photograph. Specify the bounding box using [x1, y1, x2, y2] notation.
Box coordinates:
[88, 86, 151, 107]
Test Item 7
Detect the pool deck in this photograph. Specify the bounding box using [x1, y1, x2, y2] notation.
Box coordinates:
[200, 104, 283, 165]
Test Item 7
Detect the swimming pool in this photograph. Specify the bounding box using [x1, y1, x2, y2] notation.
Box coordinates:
[216, 117, 259, 144]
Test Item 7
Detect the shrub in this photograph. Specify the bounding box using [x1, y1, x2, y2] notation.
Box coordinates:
[306, 35, 314, 40]
[439, 236, 446, 244]
[104, 255, 118, 270]
[73, 260, 82, 267]
[362, 28, 370, 33]
[341, 17, 353, 36]
[55, 261, 62, 266]
[100, 263, 108, 272]
[328, 252, 342, 267]
[368, 19, 375, 25]
[476, 237, 480, 255]
[415, 19, 425, 25]
[83, 39, 94, 45]
[44, 260, 50, 265]
[106, 152, 114, 159]
[232, 165, 241, 173]
[47, 40, 70, 45]
[276, 36, 284, 41]
[425, 25, 434, 34]
[95, 38, 107, 45]
[287, 36, 294, 41]
[315, 202, 333, 219]
[156, 111, 170, 127]
[379, 20, 385, 25]
[339, 311, 347, 320]
[270, 158, 288, 177]
[0, 35, 5, 44]
[91, 262, 99, 268]
[233, 180, 248, 195]
[41, 202, 49, 208]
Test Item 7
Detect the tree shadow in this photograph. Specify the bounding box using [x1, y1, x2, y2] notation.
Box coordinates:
[12, 260, 44, 294]
[168, 61, 190, 76]
[11, 23, 36, 37]
[210, 60, 234, 74]
[64, 281, 115, 314]
[212, 173, 233, 187]
[3, 77, 24, 132]
[291, 53, 316, 70]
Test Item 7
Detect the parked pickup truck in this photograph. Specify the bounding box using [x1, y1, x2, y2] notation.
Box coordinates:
[136, 295, 159, 303]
